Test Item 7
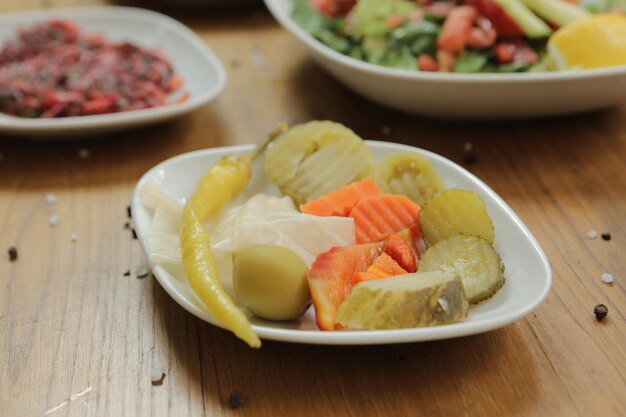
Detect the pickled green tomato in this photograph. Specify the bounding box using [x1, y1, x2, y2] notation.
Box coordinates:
[233, 245, 311, 321]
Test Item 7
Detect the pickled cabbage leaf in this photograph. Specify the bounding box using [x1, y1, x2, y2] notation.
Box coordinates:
[141, 183, 355, 302]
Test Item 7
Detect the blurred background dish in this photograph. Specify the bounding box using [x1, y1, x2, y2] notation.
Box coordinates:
[156, 0, 260, 6]
[0, 6, 226, 138]
[264, 0, 626, 118]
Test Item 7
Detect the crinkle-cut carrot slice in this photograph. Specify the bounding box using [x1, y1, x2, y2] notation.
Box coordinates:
[300, 178, 382, 217]
[350, 194, 420, 244]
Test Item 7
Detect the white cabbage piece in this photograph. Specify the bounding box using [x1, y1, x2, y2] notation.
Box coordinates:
[140, 183, 355, 303]
[139, 182, 186, 280]
[207, 193, 355, 267]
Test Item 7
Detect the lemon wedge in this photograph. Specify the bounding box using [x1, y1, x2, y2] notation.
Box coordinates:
[548, 14, 626, 70]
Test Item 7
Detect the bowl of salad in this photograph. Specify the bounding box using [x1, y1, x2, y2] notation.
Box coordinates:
[264, 0, 626, 118]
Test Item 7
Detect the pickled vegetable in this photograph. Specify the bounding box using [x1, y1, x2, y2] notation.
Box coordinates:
[180, 124, 287, 348]
[350, 194, 421, 244]
[418, 235, 504, 304]
[233, 245, 311, 321]
[375, 152, 444, 205]
[264, 121, 373, 205]
[336, 271, 469, 329]
[300, 178, 382, 217]
[419, 189, 494, 246]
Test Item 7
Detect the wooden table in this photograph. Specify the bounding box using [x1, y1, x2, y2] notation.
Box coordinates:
[1, 1, 624, 416]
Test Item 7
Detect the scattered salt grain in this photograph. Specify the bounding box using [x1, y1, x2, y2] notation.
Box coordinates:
[45, 193, 57, 204]
[48, 214, 60, 227]
[70, 233, 78, 242]
[601, 273, 614, 284]
[135, 265, 150, 278]
[250, 45, 266, 68]
[150, 366, 165, 384]
[586, 230, 598, 240]
[78, 148, 90, 159]
[464, 142, 473, 152]
[381, 126, 391, 135]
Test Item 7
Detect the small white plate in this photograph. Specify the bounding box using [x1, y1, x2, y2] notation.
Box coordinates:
[264, 0, 626, 118]
[132, 141, 551, 345]
[0, 7, 226, 138]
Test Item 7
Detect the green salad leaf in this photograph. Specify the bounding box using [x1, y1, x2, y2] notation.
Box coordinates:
[453, 51, 490, 73]
[292, 0, 331, 34]
[580, 0, 626, 12]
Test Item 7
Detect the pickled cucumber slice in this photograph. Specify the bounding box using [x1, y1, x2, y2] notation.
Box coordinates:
[375, 152, 444, 205]
[264, 121, 373, 205]
[420, 189, 494, 246]
[419, 235, 504, 304]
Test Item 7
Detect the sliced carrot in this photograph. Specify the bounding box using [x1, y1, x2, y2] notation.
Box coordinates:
[351, 252, 408, 287]
[383, 234, 418, 273]
[351, 271, 382, 286]
[300, 178, 382, 217]
[350, 194, 420, 244]
[367, 252, 407, 277]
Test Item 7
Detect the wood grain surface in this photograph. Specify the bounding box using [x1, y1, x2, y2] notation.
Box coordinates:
[1, 1, 624, 416]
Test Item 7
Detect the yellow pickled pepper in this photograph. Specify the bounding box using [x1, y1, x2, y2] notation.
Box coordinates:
[180, 124, 287, 348]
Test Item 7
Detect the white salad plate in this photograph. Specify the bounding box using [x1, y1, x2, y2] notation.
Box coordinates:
[264, 0, 626, 119]
[132, 141, 551, 345]
[0, 7, 226, 138]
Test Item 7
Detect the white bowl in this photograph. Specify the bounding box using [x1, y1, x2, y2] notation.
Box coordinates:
[264, 0, 626, 119]
[132, 141, 551, 345]
[0, 7, 226, 138]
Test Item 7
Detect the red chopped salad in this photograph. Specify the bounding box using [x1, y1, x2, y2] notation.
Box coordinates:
[292, 0, 624, 73]
[0, 20, 188, 118]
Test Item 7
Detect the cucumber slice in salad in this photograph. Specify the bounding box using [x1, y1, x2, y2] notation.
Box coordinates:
[492, 0, 552, 38]
[520, 0, 592, 27]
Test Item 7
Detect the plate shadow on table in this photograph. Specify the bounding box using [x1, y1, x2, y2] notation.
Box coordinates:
[152, 281, 540, 417]
[0, 108, 228, 190]
[113, 0, 272, 31]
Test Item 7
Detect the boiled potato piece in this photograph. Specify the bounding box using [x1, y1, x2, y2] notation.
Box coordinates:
[375, 152, 444, 205]
[420, 189, 494, 246]
[233, 245, 311, 321]
[419, 235, 504, 304]
[264, 121, 373, 205]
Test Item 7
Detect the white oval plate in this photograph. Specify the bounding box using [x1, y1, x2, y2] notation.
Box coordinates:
[132, 141, 551, 345]
[264, 0, 626, 119]
[0, 7, 226, 138]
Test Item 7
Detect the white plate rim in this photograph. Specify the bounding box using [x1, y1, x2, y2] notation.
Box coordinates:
[264, 0, 626, 84]
[132, 141, 552, 345]
[0, 6, 226, 133]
